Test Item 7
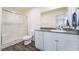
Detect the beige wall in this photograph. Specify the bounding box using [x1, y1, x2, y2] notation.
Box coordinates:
[0, 8, 2, 50]
[27, 7, 68, 35]
[41, 7, 61, 13]
[41, 7, 68, 28]
[27, 8, 43, 35]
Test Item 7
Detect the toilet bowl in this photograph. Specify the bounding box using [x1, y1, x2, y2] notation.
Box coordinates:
[23, 36, 32, 45]
[23, 30, 35, 45]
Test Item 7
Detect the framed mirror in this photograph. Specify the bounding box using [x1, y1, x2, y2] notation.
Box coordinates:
[56, 14, 66, 27]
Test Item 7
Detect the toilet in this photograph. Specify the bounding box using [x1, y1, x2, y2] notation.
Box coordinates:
[23, 35, 32, 45]
[23, 30, 35, 45]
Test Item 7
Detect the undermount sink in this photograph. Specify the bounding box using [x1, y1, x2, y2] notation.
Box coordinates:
[50, 30, 66, 32]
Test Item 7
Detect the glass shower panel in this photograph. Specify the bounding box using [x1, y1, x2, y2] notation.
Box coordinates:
[2, 10, 27, 44]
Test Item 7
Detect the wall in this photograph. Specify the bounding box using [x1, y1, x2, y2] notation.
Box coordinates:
[27, 8, 43, 35]
[41, 7, 61, 13]
[27, 7, 68, 35]
[0, 8, 2, 50]
[41, 7, 68, 28]
[3, 8, 26, 15]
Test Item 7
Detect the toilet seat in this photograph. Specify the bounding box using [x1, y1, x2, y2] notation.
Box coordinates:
[23, 35, 32, 45]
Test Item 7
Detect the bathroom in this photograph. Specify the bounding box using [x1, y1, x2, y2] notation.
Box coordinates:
[0, 7, 79, 51]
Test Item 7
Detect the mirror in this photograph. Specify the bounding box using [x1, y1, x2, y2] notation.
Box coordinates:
[56, 14, 66, 27]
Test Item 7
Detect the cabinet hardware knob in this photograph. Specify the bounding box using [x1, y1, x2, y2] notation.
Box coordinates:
[55, 40, 59, 42]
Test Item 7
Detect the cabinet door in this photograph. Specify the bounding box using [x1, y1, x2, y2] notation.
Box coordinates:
[64, 34, 78, 51]
[54, 34, 67, 51]
[44, 32, 56, 51]
[35, 31, 44, 50]
[57, 39, 65, 51]
[57, 34, 78, 51]
[44, 32, 69, 51]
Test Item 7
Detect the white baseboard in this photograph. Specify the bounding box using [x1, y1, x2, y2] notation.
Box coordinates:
[1, 39, 23, 49]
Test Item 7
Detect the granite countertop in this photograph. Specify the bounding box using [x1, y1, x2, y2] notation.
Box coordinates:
[35, 29, 79, 35]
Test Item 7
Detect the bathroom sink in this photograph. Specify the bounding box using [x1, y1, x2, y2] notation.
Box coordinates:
[50, 30, 66, 32]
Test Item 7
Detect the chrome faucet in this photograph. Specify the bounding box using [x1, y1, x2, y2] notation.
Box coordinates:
[56, 25, 63, 30]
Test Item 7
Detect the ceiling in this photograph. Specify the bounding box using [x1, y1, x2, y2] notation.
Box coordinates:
[2, 7, 62, 15]
[3, 7, 33, 15]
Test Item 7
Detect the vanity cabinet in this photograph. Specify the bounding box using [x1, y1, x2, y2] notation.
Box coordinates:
[35, 31, 44, 50]
[44, 32, 78, 51]
[35, 30, 79, 51]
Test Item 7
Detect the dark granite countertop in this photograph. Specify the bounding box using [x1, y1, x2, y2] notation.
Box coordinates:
[35, 29, 79, 35]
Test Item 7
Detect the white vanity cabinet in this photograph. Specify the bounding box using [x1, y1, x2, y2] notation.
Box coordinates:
[44, 32, 79, 51]
[44, 32, 67, 51]
[35, 30, 79, 51]
[35, 31, 44, 50]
